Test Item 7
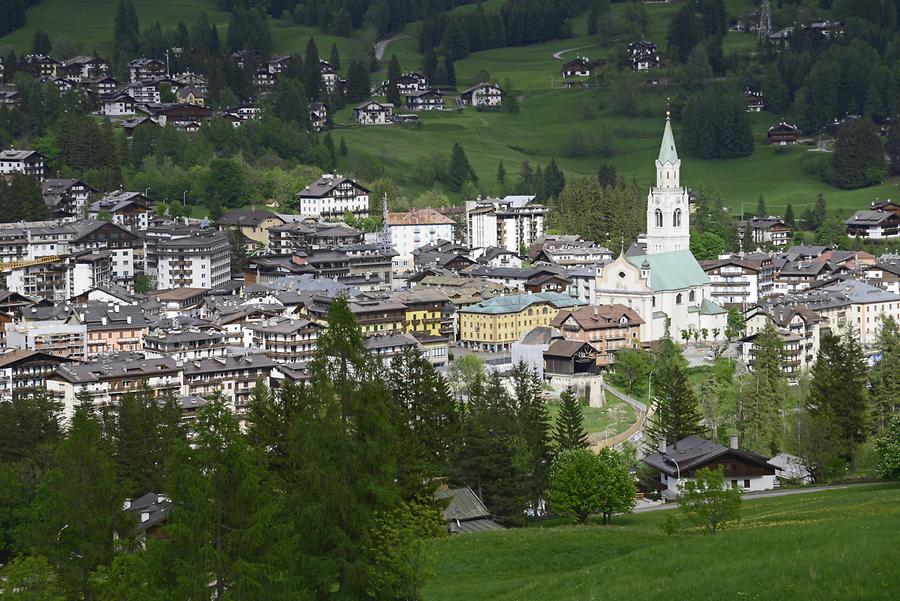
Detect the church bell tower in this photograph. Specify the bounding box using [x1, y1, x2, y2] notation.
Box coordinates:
[645, 112, 690, 255]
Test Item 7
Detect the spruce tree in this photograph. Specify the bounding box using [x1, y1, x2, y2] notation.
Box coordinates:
[739, 321, 784, 455]
[543, 159, 566, 200]
[496, 160, 506, 189]
[329, 42, 341, 70]
[755, 194, 767, 218]
[345, 60, 371, 102]
[447, 143, 476, 192]
[444, 56, 456, 87]
[645, 338, 705, 446]
[323, 132, 336, 170]
[423, 51, 438, 83]
[784, 203, 795, 226]
[511, 361, 552, 519]
[872, 316, 900, 433]
[339, 136, 348, 156]
[554, 386, 589, 452]
[386, 53, 402, 107]
[303, 37, 323, 102]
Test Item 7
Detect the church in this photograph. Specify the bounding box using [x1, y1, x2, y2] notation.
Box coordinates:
[595, 113, 727, 341]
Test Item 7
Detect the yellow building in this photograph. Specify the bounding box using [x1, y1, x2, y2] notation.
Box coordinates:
[391, 289, 451, 337]
[458, 292, 587, 352]
[216, 209, 285, 247]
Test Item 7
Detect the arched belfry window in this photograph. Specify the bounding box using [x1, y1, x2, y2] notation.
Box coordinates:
[655, 209, 663, 228]
[689, 290, 695, 302]
[676, 293, 683, 304]
[673, 208, 682, 227]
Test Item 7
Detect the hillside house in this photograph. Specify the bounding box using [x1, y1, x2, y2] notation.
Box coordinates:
[561, 57, 591, 79]
[309, 102, 327, 131]
[42, 178, 98, 219]
[58, 55, 108, 82]
[745, 88, 765, 112]
[738, 217, 794, 248]
[396, 72, 429, 94]
[89, 191, 154, 231]
[845, 208, 900, 239]
[23, 54, 57, 77]
[459, 82, 502, 108]
[643, 436, 777, 500]
[353, 101, 394, 125]
[0, 150, 46, 181]
[768, 121, 799, 145]
[627, 40, 659, 70]
[297, 174, 370, 219]
[100, 92, 136, 117]
[81, 75, 119, 95]
[404, 89, 443, 110]
[129, 58, 165, 82]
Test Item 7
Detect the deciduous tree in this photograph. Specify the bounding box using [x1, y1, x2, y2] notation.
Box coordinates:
[678, 466, 741, 533]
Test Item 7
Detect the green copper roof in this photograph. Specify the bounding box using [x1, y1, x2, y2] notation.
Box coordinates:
[459, 292, 586, 315]
[626, 250, 708, 291]
[658, 117, 679, 164]
[700, 298, 727, 315]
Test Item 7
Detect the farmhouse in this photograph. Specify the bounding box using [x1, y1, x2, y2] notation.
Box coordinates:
[404, 89, 443, 111]
[353, 100, 394, 125]
[627, 40, 659, 70]
[845, 208, 900, 239]
[459, 82, 502, 108]
[0, 150, 46, 181]
[744, 88, 765, 112]
[561, 56, 591, 78]
[643, 436, 777, 500]
[296, 174, 370, 219]
[768, 121, 799, 145]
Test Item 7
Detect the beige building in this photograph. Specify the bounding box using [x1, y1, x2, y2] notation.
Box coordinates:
[217, 209, 286, 247]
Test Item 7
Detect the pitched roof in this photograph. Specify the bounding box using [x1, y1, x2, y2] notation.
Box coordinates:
[550, 304, 644, 330]
[642, 435, 775, 477]
[625, 250, 709, 291]
[387, 208, 455, 226]
[460, 291, 585, 315]
[657, 116, 678, 164]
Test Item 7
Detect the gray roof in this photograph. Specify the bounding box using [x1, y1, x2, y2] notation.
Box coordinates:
[642, 436, 775, 477]
[434, 486, 504, 533]
[298, 174, 369, 198]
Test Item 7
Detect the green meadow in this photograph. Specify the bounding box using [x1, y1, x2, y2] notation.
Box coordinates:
[425, 483, 900, 601]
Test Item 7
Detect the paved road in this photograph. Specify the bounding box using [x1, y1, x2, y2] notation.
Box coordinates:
[552, 45, 590, 60]
[634, 482, 886, 513]
[603, 382, 646, 412]
[374, 34, 408, 61]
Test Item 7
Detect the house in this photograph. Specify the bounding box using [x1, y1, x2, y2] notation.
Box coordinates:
[246, 317, 320, 362]
[549, 304, 643, 367]
[267, 220, 363, 254]
[123, 492, 171, 543]
[0, 88, 20, 107]
[387, 208, 456, 272]
[22, 54, 57, 78]
[216, 209, 285, 247]
[57, 55, 107, 82]
[45, 76, 77, 95]
[466, 196, 547, 253]
[544, 340, 600, 376]
[642, 436, 777, 500]
[100, 92, 136, 117]
[700, 255, 775, 306]
[394, 72, 429, 95]
[297, 174, 370, 219]
[0, 349, 74, 401]
[475, 246, 523, 269]
[767, 121, 799, 145]
[744, 88, 765, 112]
[353, 101, 394, 125]
[404, 88, 443, 110]
[309, 102, 327, 131]
[144, 102, 212, 129]
[319, 59, 340, 93]
[863, 260, 900, 295]
[845, 208, 900, 239]
[434, 486, 504, 534]
[128, 58, 166, 82]
[561, 57, 591, 79]
[42, 178, 97, 219]
[175, 85, 205, 107]
[458, 291, 587, 352]
[366, 332, 421, 364]
[627, 40, 659, 70]
[89, 191, 154, 231]
[0, 150, 46, 181]
[738, 217, 794, 248]
[458, 82, 502, 108]
[81, 75, 119, 96]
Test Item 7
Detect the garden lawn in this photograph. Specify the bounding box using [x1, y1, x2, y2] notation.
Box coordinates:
[546, 391, 636, 437]
[424, 483, 900, 601]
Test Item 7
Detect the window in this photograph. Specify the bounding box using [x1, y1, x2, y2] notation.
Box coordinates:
[652, 296, 656, 307]
[744, 479, 751, 489]
[655, 209, 663, 228]
[689, 290, 695, 303]
[676, 293, 682, 304]
[673, 208, 682, 228]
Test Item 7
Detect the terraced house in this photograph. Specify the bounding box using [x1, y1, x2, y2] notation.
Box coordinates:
[458, 292, 587, 352]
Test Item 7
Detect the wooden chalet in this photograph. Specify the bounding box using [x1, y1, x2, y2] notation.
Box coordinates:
[767, 121, 799, 145]
[543, 340, 600, 376]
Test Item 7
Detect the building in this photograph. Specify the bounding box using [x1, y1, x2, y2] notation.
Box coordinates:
[627, 40, 659, 70]
[466, 196, 547, 253]
[143, 328, 228, 360]
[128, 58, 166, 82]
[5, 311, 88, 360]
[216, 209, 285, 247]
[267, 221, 363, 254]
[304, 294, 407, 337]
[42, 178, 97, 219]
[434, 486, 503, 534]
[642, 436, 777, 500]
[246, 317, 320, 362]
[309, 101, 327, 131]
[0, 349, 74, 401]
[700, 255, 775, 306]
[742, 305, 821, 379]
[549, 304, 643, 367]
[89, 191, 154, 231]
[561, 57, 591, 80]
[156, 230, 231, 290]
[387, 208, 456, 272]
[845, 208, 900, 239]
[404, 89, 443, 110]
[0, 150, 46, 181]
[458, 83, 502, 108]
[22, 54, 57, 78]
[100, 92, 136, 116]
[297, 174, 370, 219]
[390, 289, 451, 337]
[353, 101, 394, 125]
[182, 352, 280, 412]
[645, 114, 690, 254]
[738, 217, 794, 247]
[744, 88, 765, 112]
[458, 291, 587, 352]
[767, 121, 799, 145]
[863, 260, 900, 295]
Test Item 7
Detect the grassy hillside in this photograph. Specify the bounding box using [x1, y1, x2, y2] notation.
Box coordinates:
[425, 484, 900, 601]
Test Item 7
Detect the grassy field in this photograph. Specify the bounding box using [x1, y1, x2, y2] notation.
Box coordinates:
[424, 483, 900, 601]
[546, 391, 637, 438]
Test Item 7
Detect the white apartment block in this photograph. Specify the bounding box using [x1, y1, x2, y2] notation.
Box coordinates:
[156, 231, 231, 290]
[465, 195, 546, 253]
[387, 208, 456, 272]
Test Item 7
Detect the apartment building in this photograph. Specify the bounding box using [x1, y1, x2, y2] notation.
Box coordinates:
[156, 230, 231, 290]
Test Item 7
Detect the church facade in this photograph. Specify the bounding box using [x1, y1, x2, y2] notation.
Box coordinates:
[595, 115, 727, 341]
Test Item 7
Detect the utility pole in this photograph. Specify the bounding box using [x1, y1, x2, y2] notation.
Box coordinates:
[758, 0, 772, 41]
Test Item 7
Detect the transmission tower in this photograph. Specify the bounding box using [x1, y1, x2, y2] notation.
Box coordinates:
[758, 0, 772, 41]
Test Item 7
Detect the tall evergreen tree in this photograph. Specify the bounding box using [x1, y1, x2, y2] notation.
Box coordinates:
[31, 29, 52, 54]
[645, 338, 705, 445]
[423, 51, 438, 83]
[511, 361, 551, 519]
[739, 321, 784, 455]
[808, 331, 870, 467]
[542, 159, 566, 200]
[553, 386, 589, 452]
[345, 59, 371, 102]
[303, 37, 323, 101]
[385, 53, 402, 107]
[755, 194, 767, 218]
[872, 316, 900, 433]
[784, 203, 795, 226]
[447, 143, 476, 192]
[329, 43, 341, 70]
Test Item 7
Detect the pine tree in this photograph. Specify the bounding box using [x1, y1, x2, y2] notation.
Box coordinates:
[30, 408, 124, 599]
[447, 143, 476, 192]
[739, 321, 784, 455]
[444, 56, 456, 87]
[784, 203, 795, 226]
[423, 51, 438, 83]
[329, 42, 341, 70]
[741, 217, 755, 252]
[554, 386, 589, 452]
[517, 160, 535, 194]
[0, 390, 62, 466]
[345, 59, 371, 102]
[543, 159, 566, 200]
[386, 53, 402, 107]
[339, 136, 348, 156]
[645, 338, 705, 446]
[323, 132, 336, 170]
[511, 361, 552, 519]
[303, 37, 323, 101]
[872, 316, 900, 433]
[31, 29, 52, 54]
[496, 160, 507, 193]
[808, 331, 870, 467]
[755, 193, 767, 218]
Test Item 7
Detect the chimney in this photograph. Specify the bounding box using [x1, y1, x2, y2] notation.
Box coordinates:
[730, 435, 739, 450]
[658, 438, 667, 454]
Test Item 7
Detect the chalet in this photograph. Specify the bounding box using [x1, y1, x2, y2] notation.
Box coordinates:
[396, 72, 429, 95]
[309, 102, 327, 131]
[216, 209, 285, 246]
[0, 150, 46, 181]
[0, 89, 20, 107]
[826, 114, 860, 138]
[222, 103, 260, 122]
[172, 71, 208, 92]
[549, 304, 643, 367]
[627, 40, 659, 70]
[42, 178, 98, 219]
[144, 103, 212, 129]
[845, 208, 900, 239]
[744, 88, 765, 112]
[808, 20, 844, 39]
[120, 116, 157, 138]
[0, 349, 75, 401]
[100, 92, 136, 117]
[57, 55, 108, 82]
[89, 191, 154, 231]
[642, 436, 777, 500]
[561, 56, 591, 79]
[23, 54, 57, 77]
[128, 57, 166, 83]
[767, 121, 799, 145]
[255, 67, 277, 88]
[123, 492, 171, 543]
[434, 486, 503, 534]
[319, 60, 340, 93]
[81, 75, 119, 95]
[738, 217, 794, 248]
[459, 82, 502, 108]
[45, 77, 77, 95]
[175, 85, 205, 107]
[297, 174, 370, 219]
[404, 89, 443, 111]
[126, 80, 162, 104]
[353, 101, 394, 125]
[265, 55, 291, 76]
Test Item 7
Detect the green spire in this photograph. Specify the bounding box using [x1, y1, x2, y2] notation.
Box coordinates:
[658, 113, 679, 164]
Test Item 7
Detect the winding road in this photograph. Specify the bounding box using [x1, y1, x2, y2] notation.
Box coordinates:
[374, 34, 409, 61]
[552, 45, 591, 60]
